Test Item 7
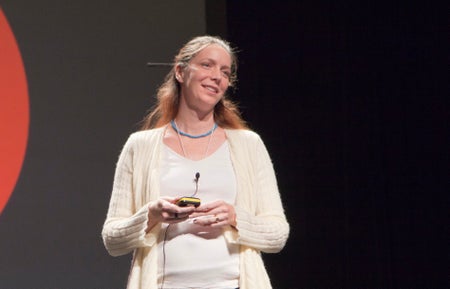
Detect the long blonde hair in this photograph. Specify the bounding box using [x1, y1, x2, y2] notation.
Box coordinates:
[141, 36, 247, 130]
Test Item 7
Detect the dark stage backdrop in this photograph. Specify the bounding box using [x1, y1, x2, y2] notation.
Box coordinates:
[0, 1, 446, 289]
[225, 2, 446, 289]
[0, 1, 208, 288]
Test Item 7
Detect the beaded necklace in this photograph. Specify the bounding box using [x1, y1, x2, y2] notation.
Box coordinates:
[170, 120, 217, 139]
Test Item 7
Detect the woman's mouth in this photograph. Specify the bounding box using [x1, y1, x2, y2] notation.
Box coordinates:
[203, 85, 219, 93]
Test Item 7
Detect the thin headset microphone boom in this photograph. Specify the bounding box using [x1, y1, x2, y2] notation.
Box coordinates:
[146, 62, 173, 67]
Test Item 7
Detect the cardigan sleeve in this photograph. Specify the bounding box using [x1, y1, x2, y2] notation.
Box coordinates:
[226, 131, 290, 253]
[102, 134, 158, 257]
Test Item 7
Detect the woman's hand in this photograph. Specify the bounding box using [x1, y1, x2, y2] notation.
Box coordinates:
[190, 200, 237, 228]
[145, 197, 196, 232]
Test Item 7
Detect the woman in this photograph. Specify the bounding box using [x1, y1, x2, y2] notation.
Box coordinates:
[102, 36, 289, 289]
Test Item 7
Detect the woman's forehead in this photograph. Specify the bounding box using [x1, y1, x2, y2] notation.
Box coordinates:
[192, 44, 231, 64]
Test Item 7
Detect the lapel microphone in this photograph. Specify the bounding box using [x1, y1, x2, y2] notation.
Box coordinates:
[193, 172, 200, 197]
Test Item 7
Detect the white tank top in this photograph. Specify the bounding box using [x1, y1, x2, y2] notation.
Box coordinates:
[157, 141, 240, 289]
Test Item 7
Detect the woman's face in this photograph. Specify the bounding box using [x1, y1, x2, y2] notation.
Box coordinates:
[177, 44, 232, 114]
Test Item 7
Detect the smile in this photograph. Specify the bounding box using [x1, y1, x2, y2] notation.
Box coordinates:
[203, 85, 219, 93]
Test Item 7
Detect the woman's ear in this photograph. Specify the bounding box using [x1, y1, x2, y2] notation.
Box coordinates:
[175, 65, 184, 83]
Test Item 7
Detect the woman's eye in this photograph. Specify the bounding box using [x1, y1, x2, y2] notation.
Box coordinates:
[222, 71, 230, 78]
[201, 63, 211, 68]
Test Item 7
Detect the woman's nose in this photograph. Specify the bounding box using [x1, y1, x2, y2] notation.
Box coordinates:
[210, 67, 222, 81]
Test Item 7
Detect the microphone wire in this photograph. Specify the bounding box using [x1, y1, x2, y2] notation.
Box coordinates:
[159, 172, 200, 289]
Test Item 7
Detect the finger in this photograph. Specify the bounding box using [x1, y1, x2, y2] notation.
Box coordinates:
[194, 205, 211, 213]
[192, 215, 214, 225]
[173, 212, 190, 219]
[165, 212, 193, 223]
[211, 216, 226, 227]
[192, 214, 227, 226]
[211, 214, 229, 227]
[195, 200, 223, 212]
[191, 205, 227, 218]
[163, 203, 195, 215]
[189, 211, 211, 218]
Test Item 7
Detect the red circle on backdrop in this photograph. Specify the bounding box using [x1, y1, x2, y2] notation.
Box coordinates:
[0, 9, 29, 215]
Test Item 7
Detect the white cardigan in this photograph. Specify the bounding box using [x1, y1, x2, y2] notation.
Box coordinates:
[102, 127, 289, 289]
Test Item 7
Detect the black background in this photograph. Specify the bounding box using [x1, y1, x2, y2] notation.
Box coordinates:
[0, 1, 447, 288]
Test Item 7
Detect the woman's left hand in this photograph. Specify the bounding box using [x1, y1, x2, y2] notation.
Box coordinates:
[190, 200, 237, 228]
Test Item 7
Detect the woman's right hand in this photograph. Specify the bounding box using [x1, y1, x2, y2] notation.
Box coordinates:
[145, 197, 196, 232]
